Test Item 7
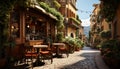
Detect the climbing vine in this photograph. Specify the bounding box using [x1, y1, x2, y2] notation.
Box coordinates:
[53, 0, 61, 9]
[0, 0, 17, 47]
[99, 0, 120, 22]
[0, 0, 64, 48]
[0, 0, 29, 58]
[39, 2, 64, 31]
[69, 17, 81, 25]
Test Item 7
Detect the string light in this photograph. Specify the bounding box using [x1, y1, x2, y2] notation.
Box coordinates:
[77, 9, 92, 14]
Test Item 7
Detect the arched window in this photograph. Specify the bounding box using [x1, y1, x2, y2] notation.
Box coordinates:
[71, 33, 74, 38]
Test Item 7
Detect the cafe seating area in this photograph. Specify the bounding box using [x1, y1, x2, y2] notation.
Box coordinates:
[1, 39, 82, 69]
[0, 1, 85, 68]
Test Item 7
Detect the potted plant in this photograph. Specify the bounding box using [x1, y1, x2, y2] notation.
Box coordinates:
[63, 37, 76, 53]
[74, 38, 82, 51]
[55, 32, 63, 42]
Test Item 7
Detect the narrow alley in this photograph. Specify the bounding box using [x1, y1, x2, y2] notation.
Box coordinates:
[0, 0, 120, 69]
[33, 46, 109, 69]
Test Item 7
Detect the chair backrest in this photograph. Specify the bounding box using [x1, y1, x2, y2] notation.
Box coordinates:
[40, 42, 51, 51]
[24, 46, 34, 54]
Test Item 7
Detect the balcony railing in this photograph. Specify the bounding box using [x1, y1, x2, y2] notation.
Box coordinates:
[68, 17, 81, 28]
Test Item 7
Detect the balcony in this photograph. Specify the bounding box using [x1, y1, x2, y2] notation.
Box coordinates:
[68, 17, 81, 28]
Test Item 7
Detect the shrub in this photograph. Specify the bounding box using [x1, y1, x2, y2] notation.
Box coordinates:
[101, 39, 120, 68]
[100, 30, 111, 39]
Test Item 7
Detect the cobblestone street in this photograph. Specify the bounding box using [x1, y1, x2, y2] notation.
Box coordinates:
[1, 0, 120, 69]
[34, 47, 109, 69]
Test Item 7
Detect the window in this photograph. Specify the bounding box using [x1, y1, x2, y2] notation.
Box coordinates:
[10, 10, 20, 38]
[25, 15, 46, 40]
[70, 33, 74, 38]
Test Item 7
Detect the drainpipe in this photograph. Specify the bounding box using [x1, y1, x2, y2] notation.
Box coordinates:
[65, 0, 68, 36]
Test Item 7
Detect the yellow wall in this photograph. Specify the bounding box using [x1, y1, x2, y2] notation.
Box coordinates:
[90, 4, 100, 46]
[93, 4, 100, 15]
[67, 27, 76, 38]
[66, 2, 78, 38]
[79, 27, 84, 41]
[101, 19, 110, 31]
[79, 27, 84, 35]
[66, 3, 77, 17]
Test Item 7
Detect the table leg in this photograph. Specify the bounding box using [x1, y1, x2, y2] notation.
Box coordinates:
[54, 46, 62, 58]
[33, 48, 45, 67]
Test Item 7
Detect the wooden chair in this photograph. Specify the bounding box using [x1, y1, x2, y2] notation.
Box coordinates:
[59, 43, 69, 57]
[24, 45, 38, 69]
[39, 43, 53, 64]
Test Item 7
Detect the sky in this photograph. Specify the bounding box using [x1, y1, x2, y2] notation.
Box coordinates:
[76, 0, 100, 26]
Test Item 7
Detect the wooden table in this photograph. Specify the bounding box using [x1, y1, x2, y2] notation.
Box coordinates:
[33, 45, 48, 52]
[33, 45, 48, 66]
[52, 43, 65, 58]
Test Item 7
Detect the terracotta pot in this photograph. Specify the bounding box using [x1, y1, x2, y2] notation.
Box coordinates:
[75, 47, 80, 51]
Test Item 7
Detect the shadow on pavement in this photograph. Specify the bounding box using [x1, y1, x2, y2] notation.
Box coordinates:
[60, 50, 99, 69]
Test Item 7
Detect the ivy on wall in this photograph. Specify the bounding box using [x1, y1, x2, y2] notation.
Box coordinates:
[53, 0, 61, 9]
[0, 0, 64, 47]
[99, 0, 120, 22]
[69, 17, 81, 25]
[0, 0, 29, 58]
[39, 2, 64, 31]
[100, 30, 111, 39]
[0, 0, 16, 47]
